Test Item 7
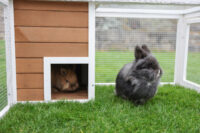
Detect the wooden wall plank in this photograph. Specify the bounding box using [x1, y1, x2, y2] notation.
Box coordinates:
[15, 27, 88, 43]
[14, 0, 89, 101]
[16, 58, 43, 73]
[16, 43, 88, 57]
[14, 0, 88, 11]
[14, 10, 88, 27]
[17, 89, 44, 101]
[17, 74, 43, 88]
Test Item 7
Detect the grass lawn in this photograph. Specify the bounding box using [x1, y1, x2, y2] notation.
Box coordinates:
[187, 52, 200, 84]
[0, 85, 199, 133]
[96, 51, 176, 83]
[96, 51, 200, 84]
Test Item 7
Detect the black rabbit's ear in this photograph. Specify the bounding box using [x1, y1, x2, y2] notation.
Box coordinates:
[141, 44, 151, 53]
[159, 68, 163, 76]
[135, 46, 147, 60]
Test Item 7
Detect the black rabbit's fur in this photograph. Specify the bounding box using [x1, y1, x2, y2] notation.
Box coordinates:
[115, 45, 163, 105]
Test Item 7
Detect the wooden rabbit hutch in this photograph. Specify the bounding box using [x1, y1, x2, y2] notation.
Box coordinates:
[12, 0, 95, 102]
[1, 0, 200, 118]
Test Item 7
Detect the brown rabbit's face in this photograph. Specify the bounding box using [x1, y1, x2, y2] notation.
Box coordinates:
[58, 68, 79, 91]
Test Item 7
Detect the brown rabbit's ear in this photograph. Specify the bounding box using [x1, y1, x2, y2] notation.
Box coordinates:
[135, 46, 147, 60]
[60, 68, 67, 76]
[141, 44, 151, 53]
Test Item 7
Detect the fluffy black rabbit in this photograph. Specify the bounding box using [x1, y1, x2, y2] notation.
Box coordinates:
[115, 45, 163, 105]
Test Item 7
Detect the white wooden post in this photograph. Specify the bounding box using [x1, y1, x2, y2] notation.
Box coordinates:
[0, 0, 15, 119]
[0, 0, 8, 6]
[174, 16, 190, 85]
[4, 0, 17, 105]
[88, 2, 95, 100]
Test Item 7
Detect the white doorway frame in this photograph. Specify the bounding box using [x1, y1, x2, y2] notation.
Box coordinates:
[43, 57, 94, 102]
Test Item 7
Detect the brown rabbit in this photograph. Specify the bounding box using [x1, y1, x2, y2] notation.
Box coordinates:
[51, 65, 79, 92]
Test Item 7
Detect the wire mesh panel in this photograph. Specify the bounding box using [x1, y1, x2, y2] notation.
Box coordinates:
[96, 17, 177, 83]
[186, 23, 200, 84]
[0, 5, 7, 111]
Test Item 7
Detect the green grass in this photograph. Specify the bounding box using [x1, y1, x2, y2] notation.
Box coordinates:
[187, 52, 200, 84]
[0, 85, 199, 133]
[96, 51, 175, 83]
[0, 40, 7, 111]
[96, 51, 200, 84]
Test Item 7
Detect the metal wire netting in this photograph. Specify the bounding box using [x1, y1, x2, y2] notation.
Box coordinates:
[96, 17, 177, 83]
[187, 23, 200, 84]
[0, 5, 7, 111]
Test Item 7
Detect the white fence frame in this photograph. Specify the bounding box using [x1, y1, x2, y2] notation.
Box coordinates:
[181, 17, 200, 93]
[0, 0, 16, 119]
[0, 0, 8, 6]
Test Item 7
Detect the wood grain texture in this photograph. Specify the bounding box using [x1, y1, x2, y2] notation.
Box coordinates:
[17, 74, 43, 88]
[14, 0, 88, 11]
[16, 58, 43, 73]
[15, 43, 88, 57]
[15, 27, 88, 43]
[14, 10, 88, 27]
[17, 89, 44, 101]
[14, 0, 89, 101]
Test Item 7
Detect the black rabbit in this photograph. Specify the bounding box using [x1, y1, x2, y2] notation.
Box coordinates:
[115, 45, 163, 105]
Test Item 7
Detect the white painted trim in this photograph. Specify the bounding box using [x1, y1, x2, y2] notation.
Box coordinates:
[96, 6, 200, 15]
[44, 57, 90, 64]
[27, 0, 200, 5]
[95, 82, 175, 86]
[96, 7, 181, 19]
[174, 16, 190, 85]
[9, 0, 17, 105]
[96, 8, 185, 15]
[186, 17, 200, 24]
[44, 58, 51, 101]
[184, 12, 200, 19]
[183, 6, 200, 14]
[0, 105, 10, 119]
[44, 57, 90, 102]
[95, 83, 115, 86]
[174, 17, 182, 84]
[0, 0, 8, 6]
[96, 12, 181, 19]
[89, 2, 96, 100]
[18, 99, 91, 104]
[182, 80, 200, 93]
[4, 0, 17, 105]
[182, 25, 190, 81]
[159, 82, 175, 86]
